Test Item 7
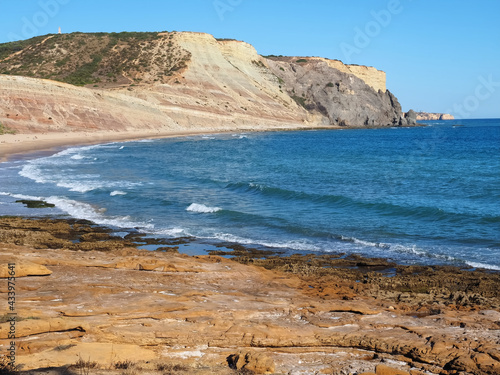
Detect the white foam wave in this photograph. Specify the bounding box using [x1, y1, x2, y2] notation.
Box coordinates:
[186, 203, 221, 213]
[232, 133, 248, 139]
[56, 179, 102, 193]
[20, 158, 142, 193]
[110, 191, 127, 196]
[465, 261, 500, 271]
[209, 232, 321, 252]
[19, 164, 48, 184]
[341, 235, 389, 249]
[18, 144, 106, 185]
[0, 192, 43, 200]
[45, 196, 154, 230]
[153, 227, 187, 237]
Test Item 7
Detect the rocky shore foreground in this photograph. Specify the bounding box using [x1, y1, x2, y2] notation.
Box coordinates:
[0, 217, 499, 375]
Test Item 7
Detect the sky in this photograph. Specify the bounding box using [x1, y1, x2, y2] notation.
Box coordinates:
[1, 0, 499, 118]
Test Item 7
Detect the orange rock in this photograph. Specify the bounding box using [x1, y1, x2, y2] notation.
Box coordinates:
[228, 351, 275, 374]
[0, 261, 52, 278]
[376, 364, 410, 375]
[0, 318, 88, 339]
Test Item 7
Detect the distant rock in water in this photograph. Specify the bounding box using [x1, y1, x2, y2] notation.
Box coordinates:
[414, 112, 455, 120]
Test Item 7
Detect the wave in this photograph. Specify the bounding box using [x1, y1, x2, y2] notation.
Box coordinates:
[45, 196, 154, 229]
[20, 161, 142, 193]
[110, 191, 127, 196]
[224, 181, 497, 223]
[465, 261, 500, 271]
[19, 163, 51, 184]
[153, 227, 187, 237]
[340, 235, 390, 249]
[206, 232, 322, 252]
[0, 192, 43, 200]
[186, 203, 221, 213]
[0, 191, 152, 230]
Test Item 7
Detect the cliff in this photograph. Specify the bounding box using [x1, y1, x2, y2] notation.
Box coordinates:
[0, 32, 415, 143]
[266, 56, 405, 127]
[415, 112, 455, 120]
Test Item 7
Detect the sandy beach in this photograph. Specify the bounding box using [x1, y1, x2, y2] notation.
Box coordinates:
[0, 129, 237, 163]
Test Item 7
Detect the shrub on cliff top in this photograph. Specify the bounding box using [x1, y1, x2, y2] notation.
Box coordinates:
[0, 122, 16, 135]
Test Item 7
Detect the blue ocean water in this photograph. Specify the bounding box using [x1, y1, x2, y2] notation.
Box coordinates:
[1, 119, 499, 269]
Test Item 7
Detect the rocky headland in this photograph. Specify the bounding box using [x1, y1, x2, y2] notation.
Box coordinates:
[0, 217, 499, 375]
[415, 112, 455, 121]
[0, 31, 417, 160]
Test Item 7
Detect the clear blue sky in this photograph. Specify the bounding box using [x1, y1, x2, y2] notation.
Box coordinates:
[1, 0, 499, 118]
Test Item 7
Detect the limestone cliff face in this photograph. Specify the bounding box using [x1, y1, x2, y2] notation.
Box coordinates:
[317, 58, 386, 93]
[266, 57, 406, 127]
[415, 112, 455, 120]
[0, 32, 412, 135]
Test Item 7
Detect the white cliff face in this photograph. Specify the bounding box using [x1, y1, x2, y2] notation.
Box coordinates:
[415, 112, 455, 120]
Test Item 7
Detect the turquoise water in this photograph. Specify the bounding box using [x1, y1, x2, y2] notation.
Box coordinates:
[1, 119, 499, 269]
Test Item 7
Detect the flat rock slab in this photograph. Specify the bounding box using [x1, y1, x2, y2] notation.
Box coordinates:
[0, 224, 499, 374]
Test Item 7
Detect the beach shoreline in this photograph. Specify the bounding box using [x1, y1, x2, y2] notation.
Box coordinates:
[1, 123, 426, 164]
[0, 129, 239, 163]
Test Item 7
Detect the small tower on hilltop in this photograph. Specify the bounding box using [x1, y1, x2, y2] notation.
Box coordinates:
[58, 27, 61, 34]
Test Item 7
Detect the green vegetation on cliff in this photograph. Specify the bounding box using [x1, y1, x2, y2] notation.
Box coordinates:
[0, 32, 191, 87]
[0, 122, 16, 135]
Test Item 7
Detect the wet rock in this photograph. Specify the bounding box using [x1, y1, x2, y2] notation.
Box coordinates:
[405, 109, 417, 125]
[15, 199, 55, 208]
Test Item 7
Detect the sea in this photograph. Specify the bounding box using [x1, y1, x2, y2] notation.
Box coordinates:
[1, 118, 499, 270]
